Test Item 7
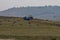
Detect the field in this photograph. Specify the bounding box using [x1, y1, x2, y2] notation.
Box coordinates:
[0, 16, 60, 40]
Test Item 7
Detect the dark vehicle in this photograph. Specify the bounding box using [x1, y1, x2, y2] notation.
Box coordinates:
[23, 15, 33, 20]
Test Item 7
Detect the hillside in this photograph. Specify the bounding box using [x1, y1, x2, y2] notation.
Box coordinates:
[0, 6, 60, 20]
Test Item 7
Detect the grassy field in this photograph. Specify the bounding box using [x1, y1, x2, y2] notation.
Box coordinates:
[0, 16, 60, 40]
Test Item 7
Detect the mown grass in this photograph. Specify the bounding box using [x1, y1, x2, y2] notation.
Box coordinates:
[0, 16, 60, 40]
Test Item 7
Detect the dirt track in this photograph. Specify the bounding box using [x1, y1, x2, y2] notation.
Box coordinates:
[0, 39, 15, 40]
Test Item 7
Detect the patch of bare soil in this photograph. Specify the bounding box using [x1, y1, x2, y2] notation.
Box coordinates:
[0, 39, 15, 40]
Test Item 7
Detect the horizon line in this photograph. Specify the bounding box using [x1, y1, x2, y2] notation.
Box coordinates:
[0, 5, 60, 11]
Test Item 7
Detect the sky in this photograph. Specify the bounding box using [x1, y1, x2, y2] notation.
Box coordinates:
[0, 0, 60, 11]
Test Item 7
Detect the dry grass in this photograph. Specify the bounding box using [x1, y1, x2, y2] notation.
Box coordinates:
[0, 16, 60, 40]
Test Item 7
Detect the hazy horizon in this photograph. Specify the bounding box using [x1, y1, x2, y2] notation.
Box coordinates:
[0, 0, 60, 11]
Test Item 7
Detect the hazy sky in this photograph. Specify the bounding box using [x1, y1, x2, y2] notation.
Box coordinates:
[0, 0, 60, 11]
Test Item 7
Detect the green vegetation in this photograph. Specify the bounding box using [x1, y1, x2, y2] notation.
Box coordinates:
[0, 16, 60, 40]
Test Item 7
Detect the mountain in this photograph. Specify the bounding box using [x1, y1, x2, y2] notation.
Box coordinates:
[0, 6, 60, 20]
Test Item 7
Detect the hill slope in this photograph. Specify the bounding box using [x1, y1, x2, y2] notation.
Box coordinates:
[0, 6, 60, 20]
